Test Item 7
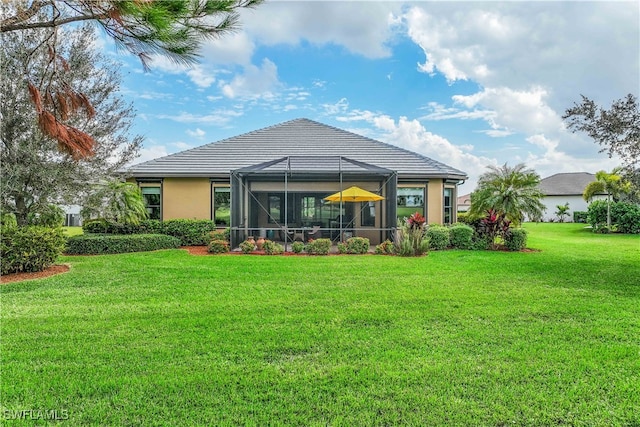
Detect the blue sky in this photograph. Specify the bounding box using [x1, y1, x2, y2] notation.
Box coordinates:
[107, 1, 638, 194]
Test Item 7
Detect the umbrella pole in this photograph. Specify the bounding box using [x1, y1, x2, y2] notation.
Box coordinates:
[339, 156, 343, 243]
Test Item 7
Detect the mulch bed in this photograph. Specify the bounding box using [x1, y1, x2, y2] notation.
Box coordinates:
[1, 264, 70, 284]
[182, 246, 210, 256]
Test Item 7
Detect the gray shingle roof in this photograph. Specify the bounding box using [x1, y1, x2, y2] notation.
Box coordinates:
[235, 156, 393, 175]
[538, 172, 598, 196]
[123, 118, 467, 180]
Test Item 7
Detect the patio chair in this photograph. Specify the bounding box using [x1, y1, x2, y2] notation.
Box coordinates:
[307, 225, 321, 239]
[287, 229, 305, 241]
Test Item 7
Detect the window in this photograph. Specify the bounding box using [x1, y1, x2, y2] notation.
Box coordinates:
[361, 201, 375, 227]
[444, 188, 453, 224]
[397, 187, 424, 221]
[268, 194, 282, 223]
[213, 186, 230, 226]
[140, 186, 161, 220]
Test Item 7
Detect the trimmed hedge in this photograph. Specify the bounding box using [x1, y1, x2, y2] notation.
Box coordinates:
[337, 237, 370, 254]
[504, 228, 528, 251]
[207, 239, 230, 254]
[1, 226, 66, 275]
[449, 223, 474, 249]
[82, 219, 218, 244]
[65, 234, 180, 255]
[573, 211, 588, 223]
[306, 238, 332, 255]
[262, 239, 284, 255]
[82, 219, 163, 234]
[426, 225, 450, 250]
[161, 219, 217, 246]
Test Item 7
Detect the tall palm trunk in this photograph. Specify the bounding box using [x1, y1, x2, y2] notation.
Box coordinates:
[606, 192, 611, 229]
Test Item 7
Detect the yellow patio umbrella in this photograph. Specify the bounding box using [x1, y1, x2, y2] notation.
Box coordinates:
[324, 186, 384, 203]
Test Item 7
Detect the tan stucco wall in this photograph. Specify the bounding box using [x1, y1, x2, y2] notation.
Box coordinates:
[163, 178, 210, 220]
[427, 179, 444, 224]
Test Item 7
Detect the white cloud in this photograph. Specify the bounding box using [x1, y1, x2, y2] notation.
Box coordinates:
[421, 101, 497, 123]
[220, 58, 280, 99]
[198, 31, 255, 66]
[157, 109, 243, 125]
[453, 86, 563, 137]
[333, 108, 497, 193]
[173, 141, 193, 150]
[186, 128, 206, 138]
[148, 56, 217, 88]
[136, 145, 169, 164]
[322, 98, 349, 116]
[404, 3, 639, 107]
[241, 2, 401, 59]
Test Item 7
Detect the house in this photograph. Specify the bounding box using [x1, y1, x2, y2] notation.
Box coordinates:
[123, 118, 467, 245]
[457, 193, 471, 212]
[538, 172, 605, 221]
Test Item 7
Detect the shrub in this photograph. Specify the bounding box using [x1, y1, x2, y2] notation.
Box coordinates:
[81, 219, 223, 243]
[291, 241, 305, 254]
[207, 239, 230, 254]
[573, 211, 588, 223]
[396, 236, 429, 257]
[449, 223, 474, 249]
[394, 212, 429, 257]
[504, 228, 528, 251]
[161, 219, 217, 245]
[65, 234, 180, 255]
[262, 239, 284, 255]
[587, 201, 640, 234]
[471, 235, 492, 251]
[1, 226, 66, 275]
[239, 239, 255, 254]
[306, 238, 332, 255]
[82, 219, 163, 235]
[82, 219, 142, 234]
[339, 237, 370, 254]
[206, 228, 230, 244]
[139, 220, 163, 234]
[1, 213, 18, 228]
[475, 209, 511, 249]
[456, 212, 470, 224]
[619, 208, 640, 233]
[375, 239, 395, 255]
[426, 225, 450, 250]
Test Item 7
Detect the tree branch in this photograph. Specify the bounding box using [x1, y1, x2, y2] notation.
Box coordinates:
[1, 12, 110, 32]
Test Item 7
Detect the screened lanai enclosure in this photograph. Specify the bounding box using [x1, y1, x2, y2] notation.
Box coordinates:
[229, 156, 397, 248]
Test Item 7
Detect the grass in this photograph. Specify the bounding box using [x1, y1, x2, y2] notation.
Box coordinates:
[1, 223, 639, 425]
[62, 226, 83, 237]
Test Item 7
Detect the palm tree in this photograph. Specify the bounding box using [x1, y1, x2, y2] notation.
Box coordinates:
[82, 180, 148, 224]
[469, 163, 545, 225]
[583, 168, 631, 229]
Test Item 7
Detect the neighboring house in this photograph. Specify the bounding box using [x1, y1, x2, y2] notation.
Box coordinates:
[123, 118, 468, 245]
[457, 193, 471, 212]
[61, 204, 82, 227]
[538, 172, 605, 221]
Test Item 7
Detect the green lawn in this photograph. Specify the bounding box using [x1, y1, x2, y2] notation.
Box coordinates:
[2, 224, 639, 425]
[62, 226, 83, 237]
